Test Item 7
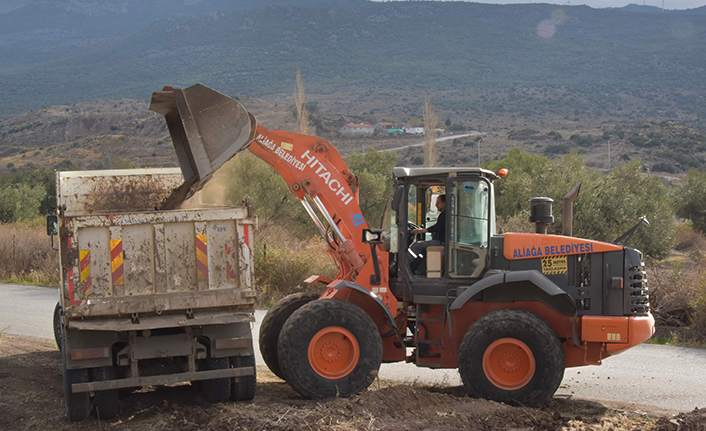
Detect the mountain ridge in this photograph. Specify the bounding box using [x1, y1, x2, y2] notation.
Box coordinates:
[0, 1, 704, 119]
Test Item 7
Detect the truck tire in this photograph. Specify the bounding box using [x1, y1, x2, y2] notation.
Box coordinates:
[201, 358, 231, 403]
[230, 355, 256, 401]
[62, 351, 90, 422]
[458, 308, 565, 407]
[259, 292, 320, 379]
[91, 366, 119, 420]
[278, 299, 382, 399]
[53, 302, 63, 351]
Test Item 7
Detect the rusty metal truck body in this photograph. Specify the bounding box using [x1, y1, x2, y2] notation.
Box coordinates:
[54, 168, 257, 421]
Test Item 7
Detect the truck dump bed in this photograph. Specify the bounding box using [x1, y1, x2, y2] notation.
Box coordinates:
[57, 168, 255, 321]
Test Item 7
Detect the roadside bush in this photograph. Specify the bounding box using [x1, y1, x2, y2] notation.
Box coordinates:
[544, 144, 569, 155]
[485, 149, 675, 258]
[673, 222, 706, 256]
[0, 183, 45, 223]
[0, 219, 59, 286]
[496, 212, 534, 234]
[253, 225, 337, 307]
[676, 169, 706, 234]
[692, 285, 706, 342]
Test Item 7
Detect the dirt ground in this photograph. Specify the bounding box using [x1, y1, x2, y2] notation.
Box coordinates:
[0, 334, 703, 431]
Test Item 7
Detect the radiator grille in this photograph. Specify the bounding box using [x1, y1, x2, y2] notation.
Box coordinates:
[627, 259, 649, 315]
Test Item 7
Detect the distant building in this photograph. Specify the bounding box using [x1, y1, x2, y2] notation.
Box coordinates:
[340, 123, 374, 136]
[374, 122, 395, 133]
[403, 126, 425, 135]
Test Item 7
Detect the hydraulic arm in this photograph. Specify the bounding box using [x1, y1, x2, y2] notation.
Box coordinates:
[149, 84, 385, 289]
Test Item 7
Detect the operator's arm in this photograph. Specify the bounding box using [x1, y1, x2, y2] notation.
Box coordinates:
[412, 211, 446, 239]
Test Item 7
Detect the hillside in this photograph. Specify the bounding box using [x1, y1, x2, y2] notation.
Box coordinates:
[2, 95, 704, 176]
[0, 1, 705, 122]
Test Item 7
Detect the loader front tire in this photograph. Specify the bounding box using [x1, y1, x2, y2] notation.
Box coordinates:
[62, 351, 90, 422]
[458, 308, 565, 407]
[259, 292, 320, 379]
[278, 299, 382, 399]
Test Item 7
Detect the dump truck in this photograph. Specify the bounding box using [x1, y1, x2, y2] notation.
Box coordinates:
[150, 84, 655, 407]
[49, 168, 257, 421]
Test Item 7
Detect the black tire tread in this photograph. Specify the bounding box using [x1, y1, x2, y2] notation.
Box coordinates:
[278, 299, 382, 399]
[53, 302, 63, 351]
[62, 351, 90, 422]
[259, 292, 320, 379]
[91, 367, 119, 420]
[230, 355, 257, 401]
[458, 308, 565, 407]
[201, 358, 231, 403]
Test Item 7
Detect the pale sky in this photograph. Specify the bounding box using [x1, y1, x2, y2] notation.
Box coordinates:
[372, 0, 706, 11]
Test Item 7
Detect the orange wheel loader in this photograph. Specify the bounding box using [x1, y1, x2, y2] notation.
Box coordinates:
[150, 84, 655, 406]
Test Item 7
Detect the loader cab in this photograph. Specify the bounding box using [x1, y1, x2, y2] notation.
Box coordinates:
[388, 167, 498, 298]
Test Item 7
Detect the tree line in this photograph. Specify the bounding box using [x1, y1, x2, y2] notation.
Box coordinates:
[3, 149, 706, 260]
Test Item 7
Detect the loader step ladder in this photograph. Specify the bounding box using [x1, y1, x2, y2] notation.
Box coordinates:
[413, 290, 458, 368]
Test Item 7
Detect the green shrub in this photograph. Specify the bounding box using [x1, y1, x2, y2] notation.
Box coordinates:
[254, 230, 337, 306]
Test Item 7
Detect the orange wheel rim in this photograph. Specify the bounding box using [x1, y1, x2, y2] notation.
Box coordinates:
[307, 326, 360, 379]
[482, 338, 536, 391]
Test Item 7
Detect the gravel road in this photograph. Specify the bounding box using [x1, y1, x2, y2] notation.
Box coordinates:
[2, 283, 703, 413]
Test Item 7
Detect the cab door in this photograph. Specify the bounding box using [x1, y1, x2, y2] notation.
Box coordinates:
[447, 177, 491, 279]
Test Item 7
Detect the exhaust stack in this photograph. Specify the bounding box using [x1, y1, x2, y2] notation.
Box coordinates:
[529, 197, 554, 234]
[562, 183, 581, 237]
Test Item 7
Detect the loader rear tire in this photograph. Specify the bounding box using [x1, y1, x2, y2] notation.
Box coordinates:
[62, 351, 90, 422]
[91, 366, 119, 420]
[201, 358, 231, 403]
[278, 299, 382, 399]
[259, 292, 320, 379]
[230, 355, 256, 401]
[458, 308, 564, 407]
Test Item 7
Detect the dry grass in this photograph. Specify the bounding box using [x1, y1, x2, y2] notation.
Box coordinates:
[674, 221, 706, 258]
[253, 225, 337, 307]
[0, 219, 58, 286]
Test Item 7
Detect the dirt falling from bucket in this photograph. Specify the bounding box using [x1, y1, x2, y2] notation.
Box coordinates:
[177, 159, 234, 210]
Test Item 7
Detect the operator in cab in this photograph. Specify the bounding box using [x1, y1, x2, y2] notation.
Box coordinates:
[409, 194, 446, 274]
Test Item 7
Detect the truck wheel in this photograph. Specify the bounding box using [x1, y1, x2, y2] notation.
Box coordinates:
[201, 358, 231, 403]
[458, 308, 565, 407]
[91, 367, 119, 420]
[230, 355, 256, 401]
[278, 299, 382, 399]
[259, 292, 320, 379]
[53, 302, 63, 351]
[62, 351, 90, 422]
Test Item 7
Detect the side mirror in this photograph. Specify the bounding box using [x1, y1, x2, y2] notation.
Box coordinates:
[391, 185, 404, 212]
[362, 228, 384, 244]
[47, 215, 58, 236]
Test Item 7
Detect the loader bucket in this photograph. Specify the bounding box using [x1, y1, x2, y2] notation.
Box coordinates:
[149, 84, 257, 208]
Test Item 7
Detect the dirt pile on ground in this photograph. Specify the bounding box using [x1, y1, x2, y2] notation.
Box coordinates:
[656, 408, 706, 431]
[0, 334, 693, 431]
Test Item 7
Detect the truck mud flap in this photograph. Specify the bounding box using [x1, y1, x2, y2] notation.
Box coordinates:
[71, 366, 254, 393]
